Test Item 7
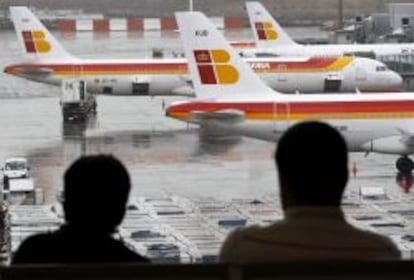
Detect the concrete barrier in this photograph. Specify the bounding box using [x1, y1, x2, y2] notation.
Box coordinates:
[57, 16, 245, 32]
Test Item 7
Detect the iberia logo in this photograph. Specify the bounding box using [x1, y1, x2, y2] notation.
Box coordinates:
[22, 30, 51, 53]
[254, 21, 278, 40]
[193, 49, 239, 84]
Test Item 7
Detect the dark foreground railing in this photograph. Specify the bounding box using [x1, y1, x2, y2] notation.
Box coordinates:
[2, 261, 414, 280]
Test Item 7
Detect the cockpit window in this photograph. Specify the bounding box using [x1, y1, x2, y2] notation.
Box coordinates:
[376, 66, 387, 72]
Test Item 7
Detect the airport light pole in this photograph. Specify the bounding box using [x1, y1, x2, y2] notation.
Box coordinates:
[338, 0, 344, 29]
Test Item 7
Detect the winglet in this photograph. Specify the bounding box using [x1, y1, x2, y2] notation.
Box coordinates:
[246, 1, 297, 47]
[10, 6, 78, 62]
[174, 11, 276, 101]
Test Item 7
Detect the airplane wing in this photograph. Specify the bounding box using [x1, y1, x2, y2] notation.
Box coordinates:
[190, 109, 245, 124]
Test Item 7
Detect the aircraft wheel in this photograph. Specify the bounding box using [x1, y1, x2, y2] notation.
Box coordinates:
[396, 156, 414, 173]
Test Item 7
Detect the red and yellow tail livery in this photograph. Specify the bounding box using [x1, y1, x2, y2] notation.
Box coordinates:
[254, 21, 278, 41]
[194, 50, 239, 84]
[22, 30, 51, 53]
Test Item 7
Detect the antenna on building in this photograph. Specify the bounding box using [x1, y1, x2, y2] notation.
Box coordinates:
[189, 0, 193, 12]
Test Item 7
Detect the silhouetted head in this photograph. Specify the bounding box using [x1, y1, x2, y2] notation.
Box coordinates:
[63, 155, 131, 234]
[275, 121, 348, 209]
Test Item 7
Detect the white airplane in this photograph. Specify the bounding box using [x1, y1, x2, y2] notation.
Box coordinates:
[3, 6, 402, 95]
[4, 7, 193, 97]
[241, 1, 414, 58]
[167, 11, 414, 172]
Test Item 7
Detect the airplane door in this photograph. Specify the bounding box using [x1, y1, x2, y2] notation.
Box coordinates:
[356, 67, 367, 81]
[132, 82, 150, 95]
[132, 76, 150, 95]
[278, 64, 287, 82]
[324, 74, 342, 92]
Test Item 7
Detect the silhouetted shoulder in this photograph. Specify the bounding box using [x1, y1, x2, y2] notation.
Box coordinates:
[13, 233, 57, 264]
[13, 231, 149, 264]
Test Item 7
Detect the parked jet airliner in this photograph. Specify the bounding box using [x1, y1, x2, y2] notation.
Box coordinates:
[3, 6, 402, 95]
[241, 1, 414, 58]
[167, 11, 414, 172]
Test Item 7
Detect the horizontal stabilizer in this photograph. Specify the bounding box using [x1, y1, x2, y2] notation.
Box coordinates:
[18, 67, 53, 76]
[171, 85, 195, 97]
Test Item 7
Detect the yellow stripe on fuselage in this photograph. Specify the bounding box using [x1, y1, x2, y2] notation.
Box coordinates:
[323, 56, 354, 71]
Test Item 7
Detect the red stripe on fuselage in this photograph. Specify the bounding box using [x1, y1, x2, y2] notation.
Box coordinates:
[168, 100, 414, 115]
[7, 62, 189, 73]
[7, 57, 343, 75]
[263, 57, 338, 71]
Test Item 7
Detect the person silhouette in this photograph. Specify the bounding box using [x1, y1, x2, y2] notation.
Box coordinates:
[13, 154, 149, 264]
[220, 121, 400, 262]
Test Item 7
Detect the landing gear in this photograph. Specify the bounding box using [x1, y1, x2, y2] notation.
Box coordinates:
[396, 156, 414, 173]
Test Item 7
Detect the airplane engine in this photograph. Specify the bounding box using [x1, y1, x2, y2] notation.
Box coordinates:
[361, 136, 414, 155]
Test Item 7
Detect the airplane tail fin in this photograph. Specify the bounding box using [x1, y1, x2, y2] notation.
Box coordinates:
[174, 11, 276, 100]
[10, 6, 77, 62]
[246, 1, 297, 47]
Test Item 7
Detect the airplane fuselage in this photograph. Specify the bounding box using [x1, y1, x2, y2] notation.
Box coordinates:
[4, 56, 402, 96]
[242, 43, 414, 59]
[167, 93, 414, 155]
[4, 59, 192, 96]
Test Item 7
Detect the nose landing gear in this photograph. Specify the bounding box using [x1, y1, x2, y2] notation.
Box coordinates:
[396, 156, 414, 173]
